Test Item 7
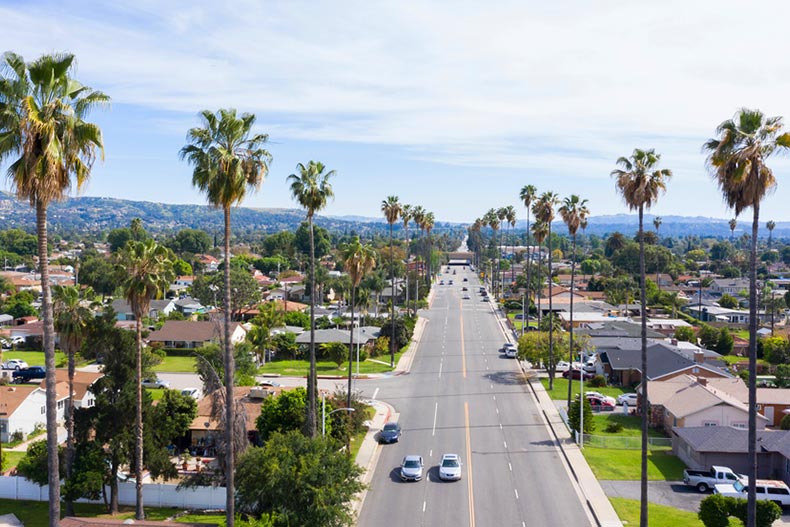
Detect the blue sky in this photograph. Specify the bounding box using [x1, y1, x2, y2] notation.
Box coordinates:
[3, 0, 790, 223]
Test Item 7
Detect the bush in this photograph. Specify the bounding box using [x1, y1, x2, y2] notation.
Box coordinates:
[780, 413, 790, 431]
[604, 422, 624, 433]
[588, 375, 607, 387]
[698, 494, 733, 527]
[503, 300, 522, 310]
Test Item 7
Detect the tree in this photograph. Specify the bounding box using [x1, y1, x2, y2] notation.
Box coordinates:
[381, 196, 402, 367]
[255, 387, 309, 442]
[294, 221, 331, 260]
[0, 51, 109, 526]
[760, 336, 788, 365]
[559, 194, 589, 408]
[180, 108, 271, 526]
[17, 440, 64, 486]
[775, 364, 790, 389]
[704, 108, 790, 527]
[698, 324, 720, 350]
[716, 327, 734, 355]
[766, 220, 775, 249]
[117, 239, 175, 519]
[531, 220, 549, 328]
[520, 185, 538, 320]
[191, 266, 260, 318]
[675, 326, 695, 342]
[322, 341, 348, 368]
[653, 216, 663, 290]
[52, 284, 94, 516]
[612, 147, 672, 527]
[234, 431, 364, 525]
[567, 395, 595, 434]
[288, 161, 335, 439]
[171, 228, 212, 255]
[533, 192, 559, 389]
[401, 204, 413, 315]
[340, 236, 376, 413]
[729, 218, 738, 243]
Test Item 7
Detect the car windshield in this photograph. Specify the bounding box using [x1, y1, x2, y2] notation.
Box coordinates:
[442, 458, 459, 468]
[403, 459, 420, 468]
[734, 481, 745, 492]
[383, 424, 398, 431]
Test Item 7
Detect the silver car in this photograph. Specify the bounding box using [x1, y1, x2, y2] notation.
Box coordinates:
[142, 377, 171, 389]
[400, 455, 424, 482]
[439, 453, 462, 481]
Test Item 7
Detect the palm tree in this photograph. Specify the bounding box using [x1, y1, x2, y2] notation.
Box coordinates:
[506, 205, 517, 287]
[531, 221, 549, 339]
[340, 237, 377, 411]
[653, 216, 663, 291]
[704, 108, 790, 527]
[497, 207, 509, 296]
[381, 196, 402, 367]
[180, 108, 270, 526]
[533, 193, 559, 388]
[612, 147, 672, 527]
[401, 204, 413, 314]
[520, 185, 538, 320]
[485, 209, 501, 297]
[287, 161, 335, 437]
[0, 52, 108, 525]
[559, 195, 589, 409]
[470, 218, 483, 270]
[767, 220, 776, 249]
[411, 206, 426, 312]
[729, 218, 737, 243]
[52, 284, 95, 517]
[117, 239, 175, 519]
[424, 212, 435, 284]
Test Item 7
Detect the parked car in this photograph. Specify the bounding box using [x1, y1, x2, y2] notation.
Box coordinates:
[181, 388, 201, 399]
[12, 366, 46, 383]
[400, 455, 424, 481]
[585, 391, 616, 406]
[2, 359, 29, 370]
[714, 479, 790, 506]
[439, 453, 462, 481]
[462, 286, 468, 291]
[586, 395, 615, 411]
[378, 422, 402, 444]
[462, 277, 468, 282]
[617, 393, 638, 406]
[562, 369, 594, 380]
[684, 465, 747, 493]
[142, 377, 170, 389]
[258, 380, 282, 388]
[0, 338, 10, 350]
[555, 361, 571, 372]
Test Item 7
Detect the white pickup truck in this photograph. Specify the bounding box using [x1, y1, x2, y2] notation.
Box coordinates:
[714, 479, 790, 507]
[683, 465, 746, 493]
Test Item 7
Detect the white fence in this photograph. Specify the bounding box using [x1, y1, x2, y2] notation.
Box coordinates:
[0, 476, 226, 510]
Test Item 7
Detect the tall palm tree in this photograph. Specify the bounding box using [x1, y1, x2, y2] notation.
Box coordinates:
[612, 147, 672, 527]
[704, 108, 790, 527]
[533, 193, 559, 388]
[506, 205, 517, 287]
[0, 52, 108, 525]
[117, 239, 175, 519]
[559, 195, 589, 409]
[52, 284, 95, 517]
[180, 108, 270, 526]
[381, 196, 402, 367]
[531, 221, 549, 339]
[288, 161, 335, 437]
[340, 237, 377, 411]
[653, 216, 663, 291]
[470, 218, 483, 270]
[729, 218, 737, 243]
[401, 204, 413, 315]
[497, 207, 508, 296]
[411, 206, 426, 313]
[424, 212, 435, 284]
[520, 185, 538, 320]
[485, 209, 501, 297]
[767, 220, 776, 249]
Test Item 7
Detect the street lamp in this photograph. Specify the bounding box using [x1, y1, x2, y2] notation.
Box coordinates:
[322, 392, 355, 437]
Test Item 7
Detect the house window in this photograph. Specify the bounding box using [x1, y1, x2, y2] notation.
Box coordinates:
[57, 400, 64, 410]
[693, 367, 700, 374]
[41, 406, 45, 415]
[732, 422, 747, 429]
[703, 421, 718, 427]
[786, 459, 790, 474]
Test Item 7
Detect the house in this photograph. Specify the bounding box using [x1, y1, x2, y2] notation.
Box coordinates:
[644, 318, 692, 337]
[147, 320, 247, 349]
[40, 369, 103, 410]
[578, 320, 664, 339]
[0, 382, 69, 442]
[173, 297, 205, 317]
[197, 254, 219, 273]
[294, 328, 378, 346]
[757, 388, 790, 427]
[380, 279, 407, 304]
[0, 314, 12, 326]
[710, 278, 750, 296]
[673, 426, 790, 486]
[111, 298, 175, 321]
[643, 375, 765, 432]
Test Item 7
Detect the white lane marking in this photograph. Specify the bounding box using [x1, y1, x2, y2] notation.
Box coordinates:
[490, 384, 493, 390]
[504, 440, 508, 449]
[514, 489, 519, 500]
[432, 402, 438, 436]
[496, 408, 499, 415]
[438, 358, 443, 378]
[372, 387, 379, 400]
[430, 449, 433, 457]
[509, 462, 512, 472]
[493, 395, 496, 401]
[423, 501, 427, 512]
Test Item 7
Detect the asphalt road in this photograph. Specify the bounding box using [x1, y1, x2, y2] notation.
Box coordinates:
[356, 267, 591, 527]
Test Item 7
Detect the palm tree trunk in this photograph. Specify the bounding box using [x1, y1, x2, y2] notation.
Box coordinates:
[347, 286, 355, 411]
[109, 458, 119, 514]
[638, 205, 649, 527]
[37, 202, 60, 527]
[405, 226, 410, 316]
[65, 344, 76, 517]
[747, 204, 759, 527]
[525, 209, 531, 329]
[223, 206, 235, 527]
[566, 233, 577, 409]
[135, 319, 145, 520]
[389, 222, 395, 367]
[547, 224, 555, 391]
[307, 217, 318, 438]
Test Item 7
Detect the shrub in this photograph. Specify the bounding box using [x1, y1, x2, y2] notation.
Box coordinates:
[588, 375, 607, 387]
[567, 395, 595, 434]
[604, 422, 624, 433]
[698, 494, 732, 527]
[780, 413, 790, 431]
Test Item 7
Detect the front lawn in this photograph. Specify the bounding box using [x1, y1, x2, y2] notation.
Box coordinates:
[2, 350, 66, 368]
[145, 387, 169, 401]
[718, 354, 769, 367]
[1, 451, 24, 472]
[609, 498, 725, 527]
[582, 447, 686, 481]
[590, 413, 667, 439]
[259, 351, 404, 377]
[153, 355, 197, 373]
[540, 377, 629, 401]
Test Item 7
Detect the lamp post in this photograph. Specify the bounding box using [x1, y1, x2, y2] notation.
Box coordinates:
[322, 391, 355, 437]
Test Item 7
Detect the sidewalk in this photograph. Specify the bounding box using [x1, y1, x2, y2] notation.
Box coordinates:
[351, 398, 395, 517]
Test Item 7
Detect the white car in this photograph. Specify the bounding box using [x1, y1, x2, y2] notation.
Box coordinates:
[3, 359, 29, 370]
[555, 361, 571, 372]
[181, 388, 201, 399]
[439, 453, 462, 481]
[617, 393, 638, 406]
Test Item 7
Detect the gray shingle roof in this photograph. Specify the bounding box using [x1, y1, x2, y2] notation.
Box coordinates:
[578, 321, 664, 339]
[674, 426, 790, 457]
[601, 342, 730, 380]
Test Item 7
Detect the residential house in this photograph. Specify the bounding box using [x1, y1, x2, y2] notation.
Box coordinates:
[757, 388, 790, 427]
[147, 320, 247, 349]
[173, 297, 205, 317]
[41, 369, 103, 410]
[0, 314, 12, 326]
[294, 327, 378, 346]
[0, 382, 69, 442]
[111, 298, 175, 321]
[673, 426, 790, 486]
[380, 279, 407, 304]
[710, 278, 750, 296]
[197, 254, 219, 273]
[644, 318, 692, 337]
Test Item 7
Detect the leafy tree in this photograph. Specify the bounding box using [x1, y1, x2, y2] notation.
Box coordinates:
[78, 255, 117, 298]
[698, 494, 733, 527]
[271, 332, 299, 360]
[294, 221, 331, 260]
[252, 255, 290, 275]
[194, 343, 258, 393]
[256, 387, 314, 442]
[261, 231, 296, 258]
[234, 431, 364, 525]
[173, 258, 193, 276]
[715, 327, 734, 355]
[171, 228, 212, 254]
[0, 228, 38, 256]
[674, 326, 695, 342]
[283, 310, 310, 329]
[3, 294, 37, 319]
[775, 364, 790, 388]
[567, 396, 594, 434]
[321, 341, 348, 368]
[698, 325, 720, 350]
[379, 316, 411, 351]
[718, 294, 739, 309]
[760, 336, 788, 365]
[62, 442, 105, 505]
[151, 390, 198, 446]
[107, 225, 149, 253]
[191, 267, 261, 318]
[17, 440, 64, 486]
[780, 413, 790, 430]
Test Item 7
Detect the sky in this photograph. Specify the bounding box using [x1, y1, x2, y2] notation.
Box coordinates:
[3, 0, 790, 224]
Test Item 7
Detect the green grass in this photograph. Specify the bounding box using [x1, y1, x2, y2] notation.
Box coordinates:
[609, 497, 745, 527]
[0, 499, 225, 527]
[145, 387, 170, 401]
[2, 350, 66, 368]
[350, 405, 376, 461]
[582, 447, 686, 481]
[591, 413, 667, 439]
[153, 355, 197, 373]
[718, 354, 769, 367]
[506, 313, 536, 330]
[540, 377, 629, 400]
[259, 351, 404, 377]
[1, 450, 24, 472]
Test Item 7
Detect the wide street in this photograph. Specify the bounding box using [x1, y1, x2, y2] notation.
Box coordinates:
[355, 266, 592, 527]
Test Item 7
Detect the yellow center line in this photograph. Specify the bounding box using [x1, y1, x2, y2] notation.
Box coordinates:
[460, 311, 466, 378]
[465, 401, 475, 527]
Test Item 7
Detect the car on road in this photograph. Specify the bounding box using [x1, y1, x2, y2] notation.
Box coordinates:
[439, 280, 445, 285]
[12, 366, 46, 383]
[400, 455, 424, 481]
[142, 377, 170, 389]
[2, 359, 29, 370]
[501, 343, 517, 353]
[463, 294, 471, 300]
[448, 280, 454, 285]
[505, 346, 518, 358]
[258, 380, 282, 388]
[555, 360, 572, 372]
[439, 453, 462, 481]
[617, 393, 638, 406]
[181, 388, 202, 399]
[463, 277, 468, 282]
[562, 369, 594, 380]
[378, 422, 402, 444]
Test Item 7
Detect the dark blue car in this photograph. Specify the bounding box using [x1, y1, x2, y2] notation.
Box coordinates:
[378, 422, 401, 444]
